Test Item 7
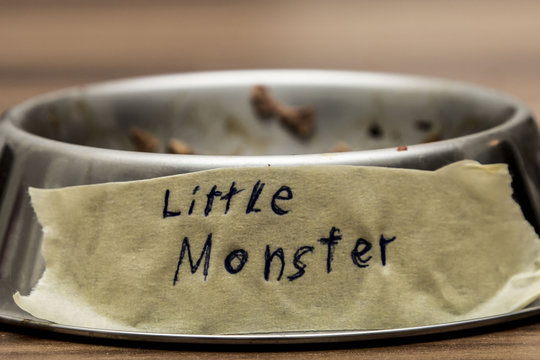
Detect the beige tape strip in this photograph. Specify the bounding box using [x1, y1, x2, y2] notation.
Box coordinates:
[14, 161, 540, 334]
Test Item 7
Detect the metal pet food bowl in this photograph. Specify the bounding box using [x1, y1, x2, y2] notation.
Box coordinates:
[0, 70, 539, 344]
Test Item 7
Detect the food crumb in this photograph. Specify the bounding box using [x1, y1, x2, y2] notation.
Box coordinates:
[488, 139, 501, 147]
[251, 85, 315, 139]
[129, 126, 159, 153]
[368, 123, 383, 138]
[415, 119, 433, 132]
[167, 138, 195, 155]
[397, 145, 408, 151]
[251, 85, 278, 119]
[331, 141, 352, 152]
[422, 133, 442, 143]
[279, 106, 315, 139]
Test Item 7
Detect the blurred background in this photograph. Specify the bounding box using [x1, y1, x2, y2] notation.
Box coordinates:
[1, 0, 539, 117]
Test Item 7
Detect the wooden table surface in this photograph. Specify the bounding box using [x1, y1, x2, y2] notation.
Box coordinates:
[1, 0, 539, 358]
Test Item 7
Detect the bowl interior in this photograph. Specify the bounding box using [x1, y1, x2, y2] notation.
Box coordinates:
[15, 75, 515, 156]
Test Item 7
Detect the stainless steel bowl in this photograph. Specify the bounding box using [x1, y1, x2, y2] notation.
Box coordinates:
[1, 70, 539, 343]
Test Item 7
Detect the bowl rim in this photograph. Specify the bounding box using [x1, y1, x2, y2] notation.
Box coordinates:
[0, 70, 533, 169]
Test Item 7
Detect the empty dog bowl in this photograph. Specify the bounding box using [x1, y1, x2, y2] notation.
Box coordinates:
[1, 70, 539, 343]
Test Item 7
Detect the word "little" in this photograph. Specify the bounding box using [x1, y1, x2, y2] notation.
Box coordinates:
[163, 180, 293, 218]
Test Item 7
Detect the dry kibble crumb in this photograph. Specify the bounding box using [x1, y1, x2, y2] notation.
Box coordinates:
[129, 127, 159, 153]
[331, 141, 352, 152]
[251, 85, 315, 139]
[167, 138, 195, 155]
[251, 85, 278, 119]
[415, 119, 433, 132]
[422, 133, 442, 144]
[368, 123, 383, 138]
[488, 139, 500, 147]
[279, 106, 315, 139]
